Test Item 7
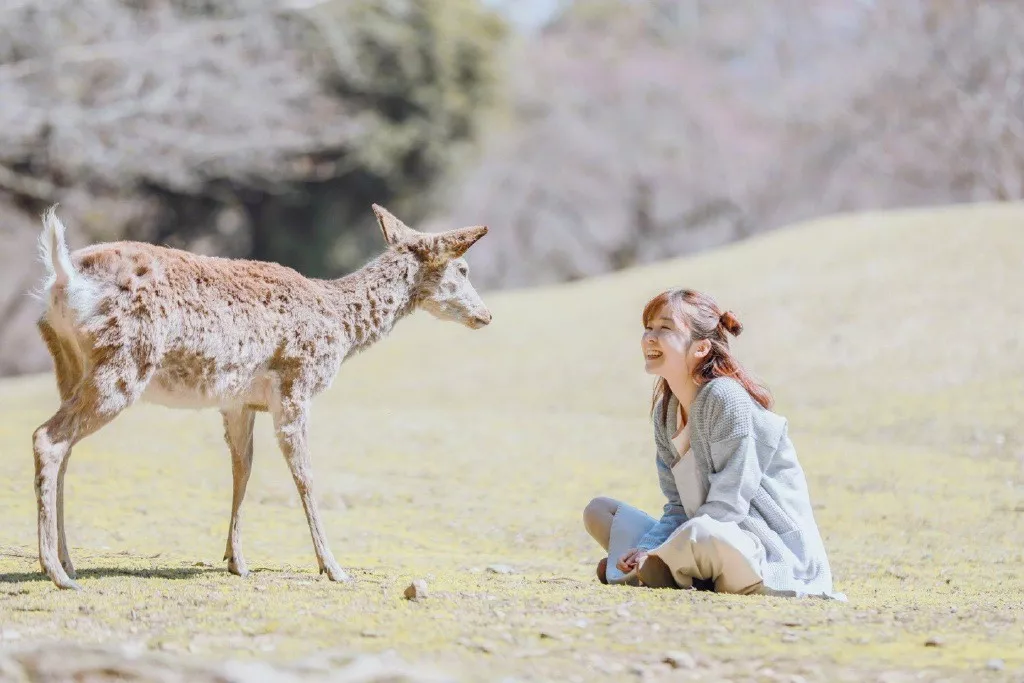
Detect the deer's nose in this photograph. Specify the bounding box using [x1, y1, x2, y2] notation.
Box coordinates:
[472, 311, 492, 327]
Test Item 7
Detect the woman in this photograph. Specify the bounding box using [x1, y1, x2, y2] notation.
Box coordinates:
[583, 288, 844, 599]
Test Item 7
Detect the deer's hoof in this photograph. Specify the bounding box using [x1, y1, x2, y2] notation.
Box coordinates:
[322, 565, 351, 583]
[227, 557, 249, 578]
[52, 574, 82, 591]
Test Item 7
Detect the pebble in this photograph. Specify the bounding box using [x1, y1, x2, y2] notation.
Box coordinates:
[662, 651, 697, 669]
[486, 564, 516, 575]
[924, 636, 943, 647]
[985, 659, 1004, 671]
[403, 579, 429, 601]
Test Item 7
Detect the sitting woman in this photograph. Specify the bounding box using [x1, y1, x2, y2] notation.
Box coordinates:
[583, 288, 844, 599]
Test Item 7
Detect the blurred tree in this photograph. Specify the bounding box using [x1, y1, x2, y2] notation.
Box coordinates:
[436, 0, 1024, 289]
[0, 0, 506, 374]
[258, 0, 509, 276]
[0, 0, 507, 277]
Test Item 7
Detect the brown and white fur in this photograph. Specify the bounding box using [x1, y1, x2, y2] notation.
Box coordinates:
[32, 203, 491, 589]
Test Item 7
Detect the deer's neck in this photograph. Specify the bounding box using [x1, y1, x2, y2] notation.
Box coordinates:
[328, 249, 421, 357]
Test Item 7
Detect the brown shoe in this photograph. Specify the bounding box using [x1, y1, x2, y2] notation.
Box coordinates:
[596, 557, 609, 584]
[637, 554, 677, 589]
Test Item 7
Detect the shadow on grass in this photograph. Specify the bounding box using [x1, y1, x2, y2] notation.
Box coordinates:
[0, 566, 219, 583]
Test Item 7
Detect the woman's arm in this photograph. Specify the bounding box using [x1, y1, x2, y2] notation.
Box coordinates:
[636, 453, 688, 551]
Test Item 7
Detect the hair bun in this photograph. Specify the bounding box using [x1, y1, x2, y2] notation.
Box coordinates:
[719, 310, 743, 336]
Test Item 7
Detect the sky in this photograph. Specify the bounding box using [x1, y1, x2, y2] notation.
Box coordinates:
[481, 0, 564, 31]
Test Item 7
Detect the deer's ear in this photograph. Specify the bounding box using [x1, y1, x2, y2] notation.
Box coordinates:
[372, 204, 415, 246]
[435, 225, 488, 259]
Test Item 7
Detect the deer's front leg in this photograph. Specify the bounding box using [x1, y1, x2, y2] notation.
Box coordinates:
[270, 395, 349, 583]
[222, 407, 256, 578]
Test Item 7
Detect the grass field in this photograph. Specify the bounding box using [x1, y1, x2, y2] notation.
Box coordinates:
[1, 203, 1023, 682]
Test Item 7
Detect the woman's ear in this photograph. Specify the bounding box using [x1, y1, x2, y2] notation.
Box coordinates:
[693, 339, 712, 359]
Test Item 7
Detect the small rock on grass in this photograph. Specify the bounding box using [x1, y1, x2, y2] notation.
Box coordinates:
[662, 651, 697, 669]
[486, 564, 516, 575]
[403, 580, 429, 601]
[924, 636, 943, 647]
[985, 659, 1004, 671]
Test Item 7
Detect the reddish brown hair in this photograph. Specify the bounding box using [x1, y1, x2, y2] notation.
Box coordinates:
[643, 288, 772, 425]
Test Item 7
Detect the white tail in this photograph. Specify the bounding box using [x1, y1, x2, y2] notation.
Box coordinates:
[39, 204, 74, 289]
[37, 205, 101, 320]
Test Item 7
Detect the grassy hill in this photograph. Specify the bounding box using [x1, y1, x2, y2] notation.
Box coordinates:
[1, 203, 1022, 681]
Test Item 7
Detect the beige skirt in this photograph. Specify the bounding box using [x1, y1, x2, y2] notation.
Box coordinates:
[604, 502, 766, 594]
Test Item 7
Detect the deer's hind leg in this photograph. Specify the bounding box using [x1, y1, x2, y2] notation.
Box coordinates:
[34, 341, 155, 590]
[37, 319, 87, 578]
[222, 406, 256, 578]
[38, 318, 85, 402]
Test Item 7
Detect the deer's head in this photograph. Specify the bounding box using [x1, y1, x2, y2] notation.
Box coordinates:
[372, 204, 492, 329]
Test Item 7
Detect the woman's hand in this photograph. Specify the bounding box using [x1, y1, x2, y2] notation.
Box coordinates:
[617, 548, 647, 573]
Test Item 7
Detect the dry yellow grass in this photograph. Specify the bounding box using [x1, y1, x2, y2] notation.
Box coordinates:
[1, 202, 1023, 681]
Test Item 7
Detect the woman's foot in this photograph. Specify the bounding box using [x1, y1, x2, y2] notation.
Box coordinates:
[637, 554, 677, 588]
[596, 557, 609, 584]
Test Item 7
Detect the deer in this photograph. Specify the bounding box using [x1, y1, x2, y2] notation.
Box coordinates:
[31, 203, 491, 590]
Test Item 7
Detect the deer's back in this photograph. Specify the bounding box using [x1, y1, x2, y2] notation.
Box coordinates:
[67, 242, 346, 409]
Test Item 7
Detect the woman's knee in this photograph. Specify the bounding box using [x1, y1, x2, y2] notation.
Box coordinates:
[669, 517, 763, 594]
[582, 496, 618, 538]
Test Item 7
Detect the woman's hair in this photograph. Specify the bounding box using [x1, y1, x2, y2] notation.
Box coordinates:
[643, 288, 773, 425]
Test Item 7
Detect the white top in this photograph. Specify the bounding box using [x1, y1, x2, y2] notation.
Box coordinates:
[672, 448, 708, 519]
[669, 412, 708, 519]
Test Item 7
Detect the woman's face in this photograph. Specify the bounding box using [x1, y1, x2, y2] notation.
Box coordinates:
[641, 303, 693, 378]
